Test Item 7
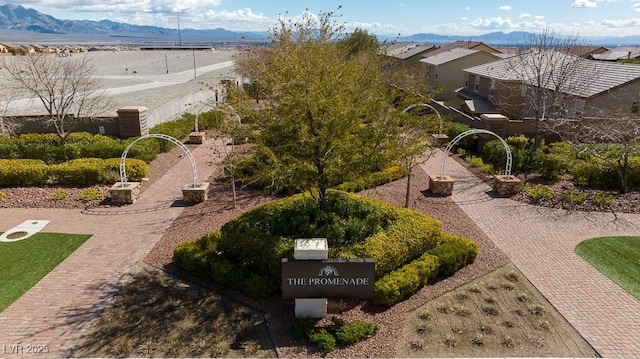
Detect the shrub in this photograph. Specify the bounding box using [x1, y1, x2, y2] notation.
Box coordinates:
[291, 316, 378, 352]
[0, 159, 49, 186]
[427, 234, 479, 278]
[103, 158, 148, 182]
[334, 320, 379, 345]
[175, 190, 477, 303]
[562, 188, 588, 204]
[373, 254, 440, 305]
[77, 188, 104, 202]
[465, 155, 494, 174]
[442, 121, 476, 151]
[523, 183, 555, 201]
[51, 158, 104, 185]
[308, 329, 336, 351]
[571, 157, 617, 189]
[539, 142, 576, 180]
[592, 191, 615, 207]
[0, 191, 7, 200]
[483, 135, 543, 174]
[335, 166, 408, 192]
[48, 189, 69, 200]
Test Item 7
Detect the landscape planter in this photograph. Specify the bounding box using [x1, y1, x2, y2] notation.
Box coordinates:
[109, 182, 141, 205]
[493, 175, 523, 197]
[182, 182, 210, 205]
[428, 174, 455, 196]
[188, 131, 206, 144]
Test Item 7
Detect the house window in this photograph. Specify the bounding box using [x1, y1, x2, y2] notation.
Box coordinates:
[464, 73, 469, 88]
[632, 100, 639, 114]
[489, 80, 495, 97]
[434, 68, 438, 80]
[474, 77, 479, 92]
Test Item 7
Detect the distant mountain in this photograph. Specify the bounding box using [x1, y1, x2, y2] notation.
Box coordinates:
[0, 4, 268, 43]
[2, 4, 640, 46]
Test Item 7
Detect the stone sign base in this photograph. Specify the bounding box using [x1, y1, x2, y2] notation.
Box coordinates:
[109, 182, 140, 205]
[189, 131, 206, 144]
[429, 174, 455, 196]
[295, 298, 328, 318]
[493, 175, 523, 197]
[182, 182, 210, 205]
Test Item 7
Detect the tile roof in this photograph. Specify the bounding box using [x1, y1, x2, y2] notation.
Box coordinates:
[464, 50, 640, 98]
[384, 43, 434, 59]
[592, 47, 640, 61]
[420, 48, 480, 65]
[424, 40, 500, 57]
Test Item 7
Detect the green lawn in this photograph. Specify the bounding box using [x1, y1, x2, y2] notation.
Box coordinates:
[575, 236, 640, 300]
[0, 232, 91, 312]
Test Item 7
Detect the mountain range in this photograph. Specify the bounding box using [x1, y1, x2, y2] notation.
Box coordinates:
[1, 3, 640, 46]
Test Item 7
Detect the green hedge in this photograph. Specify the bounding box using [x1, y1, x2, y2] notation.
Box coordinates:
[0, 159, 50, 186]
[335, 166, 408, 192]
[373, 253, 440, 306]
[174, 190, 478, 305]
[0, 158, 148, 187]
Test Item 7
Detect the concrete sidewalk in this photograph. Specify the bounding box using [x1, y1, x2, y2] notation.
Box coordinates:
[420, 149, 640, 358]
[0, 137, 227, 358]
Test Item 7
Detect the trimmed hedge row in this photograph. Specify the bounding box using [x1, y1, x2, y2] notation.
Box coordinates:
[173, 190, 479, 305]
[0, 110, 225, 164]
[334, 166, 408, 193]
[0, 158, 148, 187]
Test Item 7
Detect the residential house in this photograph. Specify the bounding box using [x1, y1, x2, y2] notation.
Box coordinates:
[567, 45, 609, 59]
[0, 42, 25, 54]
[31, 44, 47, 53]
[592, 46, 640, 62]
[460, 51, 640, 122]
[421, 47, 501, 101]
[0, 43, 6, 54]
[425, 40, 502, 58]
[384, 42, 436, 65]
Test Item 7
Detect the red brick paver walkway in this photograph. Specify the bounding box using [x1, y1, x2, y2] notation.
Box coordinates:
[421, 149, 640, 358]
[0, 137, 227, 358]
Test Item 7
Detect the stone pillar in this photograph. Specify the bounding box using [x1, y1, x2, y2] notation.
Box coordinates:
[431, 133, 450, 146]
[428, 174, 455, 196]
[294, 238, 328, 318]
[117, 106, 149, 138]
[109, 182, 140, 205]
[182, 182, 210, 205]
[492, 175, 523, 197]
[189, 131, 206, 144]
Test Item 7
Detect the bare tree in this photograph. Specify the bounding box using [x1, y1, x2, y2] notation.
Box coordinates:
[1, 53, 112, 143]
[0, 86, 20, 136]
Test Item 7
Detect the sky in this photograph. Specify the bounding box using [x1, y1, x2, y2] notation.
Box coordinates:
[10, 0, 640, 38]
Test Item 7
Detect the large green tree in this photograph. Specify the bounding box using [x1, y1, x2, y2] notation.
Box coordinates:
[226, 10, 432, 208]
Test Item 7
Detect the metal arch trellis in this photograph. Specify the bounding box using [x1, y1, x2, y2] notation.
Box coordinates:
[401, 103, 443, 133]
[441, 129, 512, 176]
[119, 134, 198, 186]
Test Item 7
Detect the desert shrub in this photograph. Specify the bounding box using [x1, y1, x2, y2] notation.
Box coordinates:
[464, 155, 494, 174]
[592, 191, 614, 207]
[562, 188, 588, 204]
[442, 121, 476, 151]
[197, 109, 225, 130]
[291, 317, 378, 352]
[308, 329, 336, 351]
[334, 320, 378, 345]
[571, 157, 616, 188]
[77, 188, 104, 202]
[0, 191, 7, 200]
[48, 189, 69, 200]
[335, 166, 408, 192]
[373, 254, 440, 305]
[427, 234, 479, 278]
[0, 159, 49, 186]
[523, 183, 555, 201]
[538, 142, 576, 180]
[483, 135, 543, 174]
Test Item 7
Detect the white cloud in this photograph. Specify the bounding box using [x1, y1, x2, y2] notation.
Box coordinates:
[499, 5, 512, 10]
[460, 16, 468, 20]
[520, 13, 532, 19]
[469, 16, 513, 29]
[571, 0, 597, 8]
[634, 3, 640, 11]
[465, 6, 470, 10]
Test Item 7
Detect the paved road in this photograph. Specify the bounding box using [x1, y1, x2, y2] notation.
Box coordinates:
[421, 149, 640, 358]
